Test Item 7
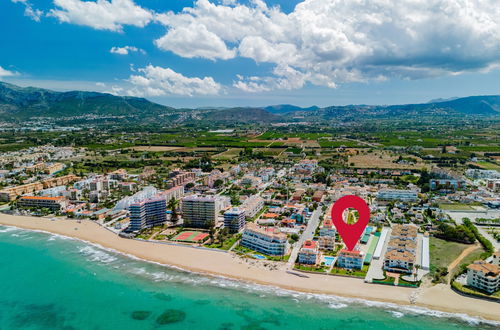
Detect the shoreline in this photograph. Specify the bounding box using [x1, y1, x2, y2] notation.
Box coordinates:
[1, 214, 499, 322]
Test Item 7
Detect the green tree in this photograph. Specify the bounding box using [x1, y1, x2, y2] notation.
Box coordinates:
[167, 197, 179, 222]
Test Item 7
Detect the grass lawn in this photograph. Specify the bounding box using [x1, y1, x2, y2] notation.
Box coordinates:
[295, 264, 329, 273]
[233, 244, 290, 261]
[398, 277, 420, 287]
[330, 265, 369, 278]
[449, 246, 485, 278]
[429, 237, 470, 273]
[452, 282, 500, 301]
[373, 276, 395, 285]
[205, 234, 241, 250]
[438, 203, 474, 211]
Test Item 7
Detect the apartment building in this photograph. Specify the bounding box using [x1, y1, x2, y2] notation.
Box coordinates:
[337, 249, 364, 269]
[487, 179, 500, 193]
[241, 175, 262, 187]
[312, 190, 325, 202]
[156, 185, 184, 203]
[241, 195, 264, 219]
[45, 163, 65, 175]
[430, 179, 465, 191]
[129, 198, 167, 232]
[318, 236, 335, 251]
[383, 250, 415, 274]
[319, 218, 336, 237]
[109, 169, 128, 181]
[377, 189, 418, 202]
[224, 208, 246, 233]
[240, 223, 289, 256]
[25, 162, 45, 173]
[387, 238, 417, 254]
[466, 261, 500, 293]
[298, 240, 321, 265]
[18, 196, 67, 211]
[0, 174, 79, 201]
[391, 224, 418, 241]
[292, 189, 305, 201]
[384, 224, 417, 274]
[166, 170, 196, 188]
[181, 195, 221, 228]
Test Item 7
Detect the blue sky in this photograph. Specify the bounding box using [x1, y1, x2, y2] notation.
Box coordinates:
[1, 0, 500, 108]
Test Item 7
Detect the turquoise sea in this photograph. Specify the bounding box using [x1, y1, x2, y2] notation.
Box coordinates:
[0, 224, 498, 330]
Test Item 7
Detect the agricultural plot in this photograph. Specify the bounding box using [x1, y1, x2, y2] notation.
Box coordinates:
[212, 148, 243, 160]
[348, 151, 427, 169]
[128, 146, 181, 152]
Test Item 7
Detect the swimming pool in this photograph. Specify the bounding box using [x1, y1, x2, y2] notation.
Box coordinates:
[323, 256, 335, 266]
[253, 254, 267, 260]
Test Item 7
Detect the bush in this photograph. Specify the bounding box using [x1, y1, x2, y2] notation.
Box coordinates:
[463, 218, 494, 257]
[435, 223, 475, 244]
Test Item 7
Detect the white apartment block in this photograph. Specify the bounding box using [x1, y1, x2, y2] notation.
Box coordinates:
[466, 261, 500, 294]
[241, 223, 289, 256]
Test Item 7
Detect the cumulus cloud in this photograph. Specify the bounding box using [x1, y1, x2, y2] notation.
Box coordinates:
[110, 46, 146, 55]
[155, 0, 500, 92]
[11, 0, 43, 22]
[118, 65, 222, 97]
[49, 0, 153, 32]
[0, 66, 18, 78]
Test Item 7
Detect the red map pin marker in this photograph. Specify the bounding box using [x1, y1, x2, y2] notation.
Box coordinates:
[331, 195, 370, 251]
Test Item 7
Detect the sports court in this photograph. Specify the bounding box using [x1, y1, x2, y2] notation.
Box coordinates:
[172, 231, 209, 243]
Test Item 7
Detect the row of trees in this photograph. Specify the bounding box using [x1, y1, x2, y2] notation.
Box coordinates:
[434, 222, 476, 244]
[462, 218, 494, 258]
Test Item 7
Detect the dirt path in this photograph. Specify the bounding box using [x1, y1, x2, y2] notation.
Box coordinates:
[447, 244, 480, 283]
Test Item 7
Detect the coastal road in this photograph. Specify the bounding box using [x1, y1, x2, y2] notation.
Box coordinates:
[287, 208, 322, 268]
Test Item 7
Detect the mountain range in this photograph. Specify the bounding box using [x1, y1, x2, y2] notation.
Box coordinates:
[0, 82, 498, 124]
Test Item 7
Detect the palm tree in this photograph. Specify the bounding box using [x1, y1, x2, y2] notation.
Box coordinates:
[414, 264, 421, 282]
[167, 197, 179, 223]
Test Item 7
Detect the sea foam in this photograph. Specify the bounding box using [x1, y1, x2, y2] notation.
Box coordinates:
[3, 224, 499, 327]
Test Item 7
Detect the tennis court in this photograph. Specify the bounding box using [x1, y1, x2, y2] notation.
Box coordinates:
[172, 231, 209, 243]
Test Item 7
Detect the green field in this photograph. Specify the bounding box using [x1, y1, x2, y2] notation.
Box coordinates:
[474, 161, 500, 171]
[212, 148, 243, 160]
[429, 237, 470, 272]
[439, 203, 475, 211]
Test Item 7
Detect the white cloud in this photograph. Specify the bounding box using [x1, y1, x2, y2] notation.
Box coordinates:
[110, 46, 146, 55]
[0, 66, 18, 78]
[155, 0, 500, 92]
[154, 22, 236, 60]
[49, 0, 153, 32]
[11, 0, 43, 22]
[118, 65, 221, 97]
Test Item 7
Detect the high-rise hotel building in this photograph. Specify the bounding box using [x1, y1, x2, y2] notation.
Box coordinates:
[129, 198, 167, 232]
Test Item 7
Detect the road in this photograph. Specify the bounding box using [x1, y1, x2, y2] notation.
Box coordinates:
[446, 243, 480, 283]
[287, 207, 322, 268]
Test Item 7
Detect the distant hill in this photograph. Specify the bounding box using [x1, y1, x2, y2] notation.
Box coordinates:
[200, 107, 280, 123]
[0, 82, 173, 120]
[0, 82, 498, 124]
[264, 104, 319, 114]
[318, 95, 500, 119]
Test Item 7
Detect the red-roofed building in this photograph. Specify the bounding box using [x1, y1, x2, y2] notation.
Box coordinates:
[319, 218, 336, 237]
[18, 196, 68, 211]
[298, 239, 321, 265]
[281, 218, 296, 227]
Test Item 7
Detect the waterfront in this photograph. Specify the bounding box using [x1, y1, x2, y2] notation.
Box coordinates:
[0, 224, 498, 329]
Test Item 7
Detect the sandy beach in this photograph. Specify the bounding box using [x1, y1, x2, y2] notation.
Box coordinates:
[1, 214, 498, 322]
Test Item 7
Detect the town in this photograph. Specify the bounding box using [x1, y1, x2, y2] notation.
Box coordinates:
[1, 134, 498, 300]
